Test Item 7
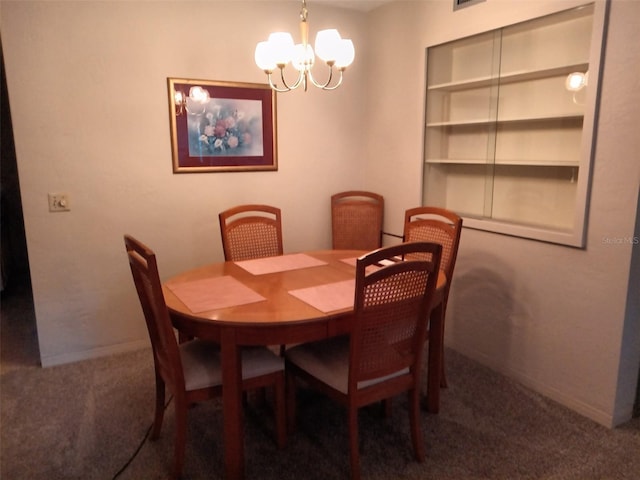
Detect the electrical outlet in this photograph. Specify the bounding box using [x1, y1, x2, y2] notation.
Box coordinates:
[48, 193, 70, 212]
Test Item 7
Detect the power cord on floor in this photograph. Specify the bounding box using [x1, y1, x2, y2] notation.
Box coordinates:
[111, 395, 174, 480]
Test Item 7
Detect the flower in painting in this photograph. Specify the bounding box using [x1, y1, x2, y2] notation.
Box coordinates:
[187, 96, 263, 157]
[224, 116, 236, 129]
[214, 120, 227, 138]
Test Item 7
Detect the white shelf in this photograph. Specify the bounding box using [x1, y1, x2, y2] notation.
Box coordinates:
[496, 113, 584, 124]
[422, 2, 606, 247]
[426, 158, 580, 167]
[427, 62, 589, 92]
[500, 63, 589, 86]
[426, 158, 489, 164]
[426, 119, 493, 127]
[427, 75, 496, 92]
[427, 113, 583, 128]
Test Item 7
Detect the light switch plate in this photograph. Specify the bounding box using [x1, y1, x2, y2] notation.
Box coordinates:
[48, 193, 70, 212]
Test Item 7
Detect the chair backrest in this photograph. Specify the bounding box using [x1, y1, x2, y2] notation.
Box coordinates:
[218, 204, 283, 261]
[403, 207, 462, 288]
[124, 235, 184, 390]
[350, 242, 442, 393]
[331, 191, 384, 250]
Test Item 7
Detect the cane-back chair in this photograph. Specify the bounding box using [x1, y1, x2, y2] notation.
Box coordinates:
[124, 235, 286, 479]
[219, 204, 283, 261]
[331, 191, 384, 251]
[403, 206, 462, 386]
[285, 242, 442, 480]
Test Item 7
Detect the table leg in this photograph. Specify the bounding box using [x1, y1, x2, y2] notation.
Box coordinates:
[221, 327, 244, 480]
[425, 303, 443, 413]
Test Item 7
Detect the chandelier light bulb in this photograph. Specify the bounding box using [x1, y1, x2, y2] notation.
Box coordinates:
[315, 29, 342, 63]
[268, 32, 295, 66]
[293, 43, 315, 72]
[335, 39, 355, 69]
[255, 41, 277, 71]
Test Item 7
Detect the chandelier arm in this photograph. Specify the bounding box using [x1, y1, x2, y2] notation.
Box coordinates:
[307, 66, 345, 91]
[267, 72, 292, 93]
[279, 67, 306, 91]
[320, 70, 342, 91]
[266, 68, 307, 93]
[320, 71, 344, 91]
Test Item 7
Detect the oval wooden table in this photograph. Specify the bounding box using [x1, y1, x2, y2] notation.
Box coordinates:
[163, 249, 446, 480]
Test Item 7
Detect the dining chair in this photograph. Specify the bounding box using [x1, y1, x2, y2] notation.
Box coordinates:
[218, 204, 287, 356]
[124, 235, 286, 479]
[403, 206, 462, 387]
[285, 241, 442, 480]
[331, 191, 384, 251]
[219, 204, 283, 262]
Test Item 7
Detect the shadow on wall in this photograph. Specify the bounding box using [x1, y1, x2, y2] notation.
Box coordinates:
[445, 251, 523, 369]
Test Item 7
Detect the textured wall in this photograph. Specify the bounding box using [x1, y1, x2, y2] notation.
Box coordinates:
[367, 0, 640, 427]
[1, 1, 368, 365]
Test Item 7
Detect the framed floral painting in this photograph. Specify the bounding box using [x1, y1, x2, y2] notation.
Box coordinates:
[167, 78, 277, 172]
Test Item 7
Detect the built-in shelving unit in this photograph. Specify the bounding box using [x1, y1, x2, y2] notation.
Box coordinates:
[422, 2, 608, 246]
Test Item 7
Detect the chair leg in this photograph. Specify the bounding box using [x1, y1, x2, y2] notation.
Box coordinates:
[348, 408, 361, 480]
[177, 331, 192, 344]
[408, 389, 425, 462]
[172, 396, 188, 480]
[151, 374, 165, 440]
[440, 302, 449, 388]
[286, 370, 297, 435]
[382, 398, 393, 418]
[253, 388, 267, 406]
[274, 374, 287, 449]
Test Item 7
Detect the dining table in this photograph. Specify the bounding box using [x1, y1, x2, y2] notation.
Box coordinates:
[162, 249, 446, 480]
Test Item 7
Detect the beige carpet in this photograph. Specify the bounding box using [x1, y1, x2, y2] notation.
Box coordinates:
[2, 284, 639, 480]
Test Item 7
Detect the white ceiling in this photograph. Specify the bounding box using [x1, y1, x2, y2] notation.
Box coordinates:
[314, 0, 395, 12]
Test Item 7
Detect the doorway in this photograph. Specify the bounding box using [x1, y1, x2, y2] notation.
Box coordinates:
[1, 40, 40, 367]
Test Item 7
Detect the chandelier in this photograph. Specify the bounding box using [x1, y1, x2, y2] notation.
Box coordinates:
[254, 0, 355, 92]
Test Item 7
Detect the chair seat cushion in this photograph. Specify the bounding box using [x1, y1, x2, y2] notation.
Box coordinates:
[285, 336, 408, 394]
[180, 340, 284, 391]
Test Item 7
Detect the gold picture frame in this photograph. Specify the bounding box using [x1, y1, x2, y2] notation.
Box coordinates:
[167, 78, 277, 173]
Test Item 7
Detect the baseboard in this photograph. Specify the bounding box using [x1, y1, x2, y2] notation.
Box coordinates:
[447, 342, 618, 428]
[40, 339, 150, 367]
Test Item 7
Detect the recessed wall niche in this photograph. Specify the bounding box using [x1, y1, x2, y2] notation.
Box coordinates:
[422, 1, 609, 247]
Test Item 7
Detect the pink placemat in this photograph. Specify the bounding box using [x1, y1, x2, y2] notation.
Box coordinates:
[340, 257, 358, 267]
[288, 279, 355, 313]
[235, 253, 327, 275]
[166, 276, 265, 313]
[342, 256, 403, 273]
